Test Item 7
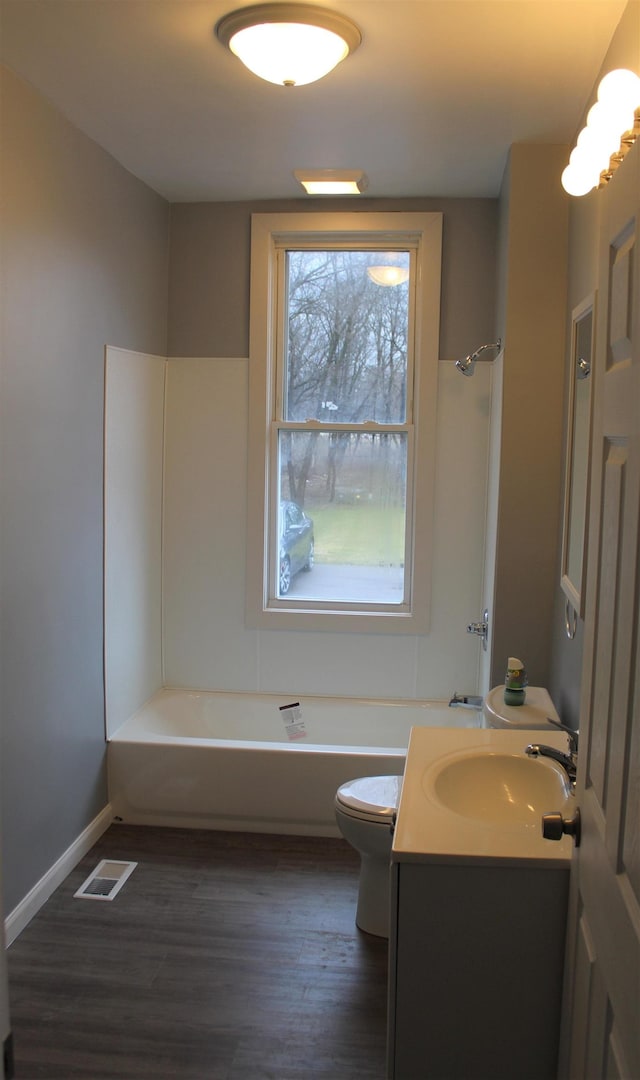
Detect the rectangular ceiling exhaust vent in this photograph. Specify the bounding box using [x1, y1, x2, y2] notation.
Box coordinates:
[74, 859, 137, 901]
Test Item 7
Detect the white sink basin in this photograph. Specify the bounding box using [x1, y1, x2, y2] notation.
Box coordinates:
[424, 749, 570, 825]
[393, 728, 575, 864]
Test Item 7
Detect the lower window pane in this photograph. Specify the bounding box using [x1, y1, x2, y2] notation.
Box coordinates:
[277, 431, 407, 603]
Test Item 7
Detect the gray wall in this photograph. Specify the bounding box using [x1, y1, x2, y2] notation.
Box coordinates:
[0, 66, 170, 914]
[491, 144, 569, 691]
[547, 192, 596, 728]
[0, 833, 9, 1066]
[168, 198, 499, 361]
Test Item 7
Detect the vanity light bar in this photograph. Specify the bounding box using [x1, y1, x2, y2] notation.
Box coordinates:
[561, 68, 640, 197]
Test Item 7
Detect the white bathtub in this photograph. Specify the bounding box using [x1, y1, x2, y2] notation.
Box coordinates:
[108, 688, 482, 835]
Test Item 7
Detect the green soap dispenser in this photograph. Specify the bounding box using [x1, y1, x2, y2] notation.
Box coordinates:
[504, 657, 527, 705]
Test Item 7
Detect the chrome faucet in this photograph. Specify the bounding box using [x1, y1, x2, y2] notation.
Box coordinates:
[546, 716, 579, 754]
[525, 744, 577, 785]
[525, 719, 579, 786]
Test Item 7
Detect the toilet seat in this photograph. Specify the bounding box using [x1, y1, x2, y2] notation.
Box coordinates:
[335, 775, 402, 824]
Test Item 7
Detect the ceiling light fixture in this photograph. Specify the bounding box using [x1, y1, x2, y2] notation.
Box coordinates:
[215, 3, 362, 87]
[561, 68, 640, 197]
[294, 169, 368, 195]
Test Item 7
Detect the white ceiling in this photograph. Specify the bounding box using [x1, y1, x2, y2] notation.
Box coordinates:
[0, 0, 628, 202]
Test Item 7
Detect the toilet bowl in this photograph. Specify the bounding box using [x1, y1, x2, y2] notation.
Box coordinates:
[483, 685, 561, 730]
[335, 774, 402, 939]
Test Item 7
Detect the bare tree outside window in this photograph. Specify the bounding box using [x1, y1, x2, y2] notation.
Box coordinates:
[285, 250, 408, 427]
[277, 249, 410, 603]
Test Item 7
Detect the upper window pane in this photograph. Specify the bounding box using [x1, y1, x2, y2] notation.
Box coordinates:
[283, 249, 410, 424]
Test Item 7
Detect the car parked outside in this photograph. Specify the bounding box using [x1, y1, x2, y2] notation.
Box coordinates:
[279, 501, 314, 595]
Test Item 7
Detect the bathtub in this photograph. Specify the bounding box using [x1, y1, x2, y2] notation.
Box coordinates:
[108, 688, 482, 836]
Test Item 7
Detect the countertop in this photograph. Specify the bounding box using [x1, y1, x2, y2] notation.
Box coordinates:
[392, 726, 574, 868]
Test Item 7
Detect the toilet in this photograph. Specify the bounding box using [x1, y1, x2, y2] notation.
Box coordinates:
[335, 774, 402, 939]
[483, 684, 561, 730]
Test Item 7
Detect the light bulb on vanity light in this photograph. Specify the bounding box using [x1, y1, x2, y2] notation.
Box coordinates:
[587, 100, 636, 147]
[597, 68, 640, 115]
[562, 106, 629, 196]
[583, 107, 627, 159]
[561, 147, 599, 197]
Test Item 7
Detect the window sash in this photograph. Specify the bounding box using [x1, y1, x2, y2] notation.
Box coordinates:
[274, 245, 418, 426]
[270, 241, 416, 610]
[267, 423, 415, 611]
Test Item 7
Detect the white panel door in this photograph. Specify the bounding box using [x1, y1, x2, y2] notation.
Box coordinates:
[559, 141, 639, 1078]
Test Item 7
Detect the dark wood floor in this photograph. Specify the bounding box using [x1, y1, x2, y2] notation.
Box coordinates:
[7, 826, 389, 1079]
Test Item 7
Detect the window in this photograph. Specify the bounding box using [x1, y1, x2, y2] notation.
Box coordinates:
[247, 212, 442, 632]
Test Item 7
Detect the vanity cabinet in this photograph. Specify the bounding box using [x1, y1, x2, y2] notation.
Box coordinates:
[387, 859, 568, 1079]
[386, 726, 573, 1080]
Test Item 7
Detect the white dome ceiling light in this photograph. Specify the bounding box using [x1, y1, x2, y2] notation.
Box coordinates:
[215, 3, 362, 87]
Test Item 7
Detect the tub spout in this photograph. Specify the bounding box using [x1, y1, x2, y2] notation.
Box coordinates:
[449, 692, 483, 710]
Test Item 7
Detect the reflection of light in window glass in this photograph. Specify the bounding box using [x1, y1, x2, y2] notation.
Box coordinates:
[277, 431, 407, 603]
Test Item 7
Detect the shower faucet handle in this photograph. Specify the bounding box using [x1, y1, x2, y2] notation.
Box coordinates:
[466, 610, 489, 652]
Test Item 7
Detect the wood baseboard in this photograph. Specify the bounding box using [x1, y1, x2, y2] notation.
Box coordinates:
[4, 804, 114, 945]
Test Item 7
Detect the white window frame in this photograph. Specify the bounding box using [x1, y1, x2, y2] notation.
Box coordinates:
[246, 211, 442, 633]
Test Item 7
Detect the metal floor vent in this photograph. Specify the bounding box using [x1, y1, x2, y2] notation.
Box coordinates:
[74, 859, 137, 901]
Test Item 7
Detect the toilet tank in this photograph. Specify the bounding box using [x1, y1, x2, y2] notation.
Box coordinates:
[483, 685, 561, 730]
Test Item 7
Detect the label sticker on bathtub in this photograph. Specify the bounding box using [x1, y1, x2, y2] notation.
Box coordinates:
[279, 701, 307, 740]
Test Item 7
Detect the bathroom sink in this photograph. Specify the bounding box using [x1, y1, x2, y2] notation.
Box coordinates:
[423, 750, 571, 826]
[393, 728, 574, 865]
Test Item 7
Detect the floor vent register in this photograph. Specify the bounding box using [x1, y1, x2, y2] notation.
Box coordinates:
[74, 859, 138, 901]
